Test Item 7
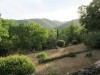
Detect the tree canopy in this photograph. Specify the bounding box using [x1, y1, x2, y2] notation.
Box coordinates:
[79, 0, 100, 31]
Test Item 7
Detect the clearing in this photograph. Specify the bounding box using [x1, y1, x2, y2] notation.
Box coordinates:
[27, 44, 100, 75]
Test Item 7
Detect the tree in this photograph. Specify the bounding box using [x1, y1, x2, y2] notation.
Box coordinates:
[0, 19, 10, 56]
[0, 19, 8, 42]
[28, 23, 49, 50]
[79, 0, 100, 31]
[45, 29, 57, 49]
[0, 19, 16, 50]
[9, 22, 49, 50]
[59, 23, 82, 45]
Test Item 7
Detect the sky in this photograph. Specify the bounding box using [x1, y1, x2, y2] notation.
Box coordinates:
[0, 0, 92, 21]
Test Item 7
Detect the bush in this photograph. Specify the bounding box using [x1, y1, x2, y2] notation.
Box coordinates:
[36, 52, 48, 60]
[67, 52, 76, 57]
[57, 40, 65, 47]
[0, 45, 9, 56]
[85, 52, 92, 57]
[36, 44, 43, 50]
[0, 48, 9, 57]
[82, 31, 100, 49]
[71, 40, 78, 45]
[0, 55, 35, 75]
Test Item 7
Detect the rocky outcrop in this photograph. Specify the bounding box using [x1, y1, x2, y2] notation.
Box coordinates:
[68, 60, 100, 75]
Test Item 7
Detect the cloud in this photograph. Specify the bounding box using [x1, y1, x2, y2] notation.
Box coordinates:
[33, 0, 44, 7]
[0, 0, 92, 21]
[10, 6, 78, 21]
[0, 0, 46, 18]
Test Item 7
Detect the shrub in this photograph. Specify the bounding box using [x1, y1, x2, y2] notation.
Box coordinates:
[0, 55, 35, 75]
[0, 48, 9, 57]
[71, 40, 78, 45]
[57, 40, 65, 47]
[67, 52, 76, 57]
[82, 31, 100, 49]
[36, 44, 43, 50]
[85, 52, 92, 57]
[36, 52, 48, 60]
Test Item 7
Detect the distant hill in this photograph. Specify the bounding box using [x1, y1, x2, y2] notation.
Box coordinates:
[57, 19, 80, 29]
[13, 18, 80, 29]
[13, 18, 64, 29]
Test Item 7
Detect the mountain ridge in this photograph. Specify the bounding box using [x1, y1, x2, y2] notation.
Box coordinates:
[57, 19, 80, 29]
[13, 18, 64, 29]
[13, 18, 79, 29]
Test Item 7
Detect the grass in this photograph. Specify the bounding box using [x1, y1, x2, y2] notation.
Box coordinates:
[26, 44, 100, 75]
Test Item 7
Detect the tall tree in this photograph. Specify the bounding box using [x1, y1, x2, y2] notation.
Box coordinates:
[9, 22, 49, 50]
[79, 0, 100, 31]
[0, 19, 8, 42]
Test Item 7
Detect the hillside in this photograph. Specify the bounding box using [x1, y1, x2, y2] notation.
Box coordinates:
[13, 18, 64, 29]
[13, 18, 80, 29]
[13, 19, 80, 29]
[57, 19, 80, 29]
[27, 44, 100, 75]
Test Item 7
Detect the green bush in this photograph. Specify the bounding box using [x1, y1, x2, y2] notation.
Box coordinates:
[36, 52, 48, 60]
[36, 44, 43, 50]
[67, 52, 76, 57]
[71, 40, 78, 45]
[0, 55, 35, 75]
[57, 40, 65, 47]
[82, 31, 100, 49]
[0, 48, 9, 56]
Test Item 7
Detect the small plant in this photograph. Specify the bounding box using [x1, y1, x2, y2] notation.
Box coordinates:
[85, 52, 92, 57]
[36, 52, 48, 60]
[57, 40, 65, 47]
[67, 52, 76, 57]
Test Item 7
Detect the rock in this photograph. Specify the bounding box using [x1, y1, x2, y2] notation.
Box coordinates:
[68, 60, 100, 75]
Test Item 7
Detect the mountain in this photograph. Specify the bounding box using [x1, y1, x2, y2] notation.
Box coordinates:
[13, 18, 64, 29]
[57, 19, 80, 29]
[13, 18, 80, 29]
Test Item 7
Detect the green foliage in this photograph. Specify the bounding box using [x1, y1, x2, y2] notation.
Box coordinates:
[79, 0, 100, 31]
[9, 22, 49, 50]
[57, 40, 65, 47]
[0, 48, 9, 56]
[0, 55, 35, 75]
[36, 52, 48, 60]
[82, 31, 100, 49]
[67, 52, 76, 57]
[0, 19, 13, 56]
[71, 40, 78, 45]
[59, 24, 83, 45]
[14, 18, 63, 29]
[0, 18, 49, 52]
[0, 19, 9, 42]
[36, 44, 43, 50]
[45, 29, 57, 49]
